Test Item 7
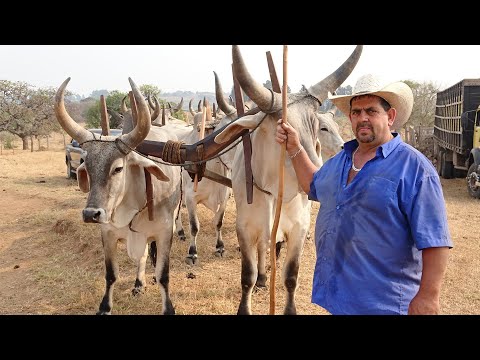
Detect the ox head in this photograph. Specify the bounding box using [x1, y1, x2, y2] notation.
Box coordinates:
[55, 77, 170, 225]
[316, 104, 345, 160]
[214, 45, 362, 168]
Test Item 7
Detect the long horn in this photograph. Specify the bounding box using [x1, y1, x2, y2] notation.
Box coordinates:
[175, 97, 184, 112]
[204, 98, 212, 122]
[308, 45, 363, 102]
[150, 95, 161, 121]
[232, 45, 283, 113]
[121, 95, 128, 113]
[147, 95, 155, 110]
[54, 78, 93, 144]
[107, 108, 124, 127]
[214, 71, 236, 116]
[189, 98, 196, 116]
[197, 100, 202, 112]
[229, 95, 236, 108]
[120, 78, 151, 150]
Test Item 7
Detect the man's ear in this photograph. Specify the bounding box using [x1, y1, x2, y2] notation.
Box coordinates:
[388, 108, 397, 127]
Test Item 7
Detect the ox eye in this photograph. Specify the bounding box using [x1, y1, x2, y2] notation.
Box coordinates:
[321, 128, 329, 132]
[113, 167, 123, 174]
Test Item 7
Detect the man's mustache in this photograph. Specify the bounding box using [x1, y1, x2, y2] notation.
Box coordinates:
[356, 122, 373, 131]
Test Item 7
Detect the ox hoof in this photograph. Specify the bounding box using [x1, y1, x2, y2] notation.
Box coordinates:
[185, 256, 197, 266]
[178, 234, 186, 241]
[131, 287, 144, 296]
[214, 249, 225, 257]
[151, 276, 157, 284]
[96, 310, 112, 315]
[253, 284, 267, 293]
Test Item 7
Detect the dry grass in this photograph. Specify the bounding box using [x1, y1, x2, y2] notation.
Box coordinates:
[0, 130, 478, 315]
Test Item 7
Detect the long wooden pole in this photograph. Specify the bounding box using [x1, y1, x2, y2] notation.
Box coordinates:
[269, 45, 288, 315]
[193, 100, 207, 191]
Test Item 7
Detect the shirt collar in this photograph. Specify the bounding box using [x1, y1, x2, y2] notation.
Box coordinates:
[344, 132, 402, 158]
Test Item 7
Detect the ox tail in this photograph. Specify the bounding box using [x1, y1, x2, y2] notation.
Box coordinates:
[148, 241, 157, 267]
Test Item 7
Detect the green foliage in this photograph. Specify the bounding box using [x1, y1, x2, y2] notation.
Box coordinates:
[85, 90, 128, 128]
[403, 80, 439, 127]
[0, 132, 17, 149]
[140, 84, 162, 99]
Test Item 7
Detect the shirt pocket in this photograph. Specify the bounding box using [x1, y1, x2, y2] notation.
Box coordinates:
[354, 176, 397, 212]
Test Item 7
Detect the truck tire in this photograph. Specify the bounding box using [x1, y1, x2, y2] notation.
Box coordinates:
[467, 163, 480, 198]
[441, 153, 454, 179]
[435, 150, 444, 176]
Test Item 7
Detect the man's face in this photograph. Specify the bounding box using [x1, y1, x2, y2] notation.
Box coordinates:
[349, 95, 395, 145]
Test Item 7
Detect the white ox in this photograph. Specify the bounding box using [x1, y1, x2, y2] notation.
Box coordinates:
[173, 71, 239, 265]
[213, 45, 362, 315]
[54, 77, 182, 315]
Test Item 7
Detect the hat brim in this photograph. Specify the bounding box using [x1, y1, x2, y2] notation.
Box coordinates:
[328, 82, 414, 130]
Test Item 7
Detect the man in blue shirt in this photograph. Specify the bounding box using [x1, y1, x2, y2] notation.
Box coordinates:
[275, 74, 453, 315]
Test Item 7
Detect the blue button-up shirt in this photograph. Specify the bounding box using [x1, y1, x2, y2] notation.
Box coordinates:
[308, 133, 453, 315]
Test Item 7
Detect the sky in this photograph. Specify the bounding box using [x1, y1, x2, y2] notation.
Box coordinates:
[1, 45, 480, 97]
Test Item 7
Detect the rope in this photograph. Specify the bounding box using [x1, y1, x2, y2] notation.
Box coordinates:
[161, 140, 185, 164]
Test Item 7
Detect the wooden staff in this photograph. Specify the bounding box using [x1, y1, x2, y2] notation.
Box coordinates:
[269, 45, 288, 315]
[193, 99, 207, 191]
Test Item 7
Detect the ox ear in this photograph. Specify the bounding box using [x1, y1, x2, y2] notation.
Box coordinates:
[144, 165, 169, 182]
[214, 115, 260, 144]
[132, 155, 170, 182]
[77, 163, 90, 193]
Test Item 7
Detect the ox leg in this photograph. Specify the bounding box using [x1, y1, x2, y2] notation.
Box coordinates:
[175, 205, 187, 241]
[97, 234, 118, 315]
[255, 236, 268, 290]
[213, 205, 226, 257]
[132, 245, 148, 296]
[281, 236, 306, 315]
[185, 197, 199, 265]
[237, 233, 257, 315]
[153, 233, 175, 315]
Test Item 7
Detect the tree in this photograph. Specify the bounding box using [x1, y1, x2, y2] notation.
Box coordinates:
[88, 89, 109, 100]
[85, 90, 129, 128]
[320, 85, 352, 114]
[139, 84, 162, 99]
[403, 80, 439, 128]
[0, 80, 62, 150]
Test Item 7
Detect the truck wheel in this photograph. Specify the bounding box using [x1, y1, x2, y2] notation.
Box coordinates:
[467, 163, 480, 198]
[67, 160, 73, 179]
[435, 151, 444, 176]
[441, 154, 454, 179]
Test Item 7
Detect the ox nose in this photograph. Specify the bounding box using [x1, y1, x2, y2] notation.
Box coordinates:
[83, 208, 103, 223]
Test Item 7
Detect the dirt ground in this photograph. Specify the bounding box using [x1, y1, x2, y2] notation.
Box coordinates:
[0, 132, 479, 315]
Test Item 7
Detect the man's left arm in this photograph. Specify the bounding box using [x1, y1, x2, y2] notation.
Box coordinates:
[408, 247, 450, 315]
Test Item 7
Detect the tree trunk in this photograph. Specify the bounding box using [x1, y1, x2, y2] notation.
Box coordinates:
[30, 136, 34, 152]
[22, 136, 28, 150]
[37, 136, 41, 151]
[46, 135, 49, 150]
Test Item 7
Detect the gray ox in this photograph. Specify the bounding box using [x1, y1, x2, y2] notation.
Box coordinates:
[54, 77, 182, 315]
[213, 45, 362, 315]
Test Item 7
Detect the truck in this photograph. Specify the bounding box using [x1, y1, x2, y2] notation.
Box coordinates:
[433, 78, 480, 198]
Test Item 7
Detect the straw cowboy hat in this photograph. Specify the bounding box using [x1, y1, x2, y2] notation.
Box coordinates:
[328, 74, 414, 130]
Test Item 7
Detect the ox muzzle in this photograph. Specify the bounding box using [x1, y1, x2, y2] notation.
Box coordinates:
[83, 208, 106, 223]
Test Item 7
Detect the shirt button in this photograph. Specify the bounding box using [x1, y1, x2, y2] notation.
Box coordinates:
[336, 205, 340, 210]
[323, 257, 327, 261]
[320, 281, 325, 285]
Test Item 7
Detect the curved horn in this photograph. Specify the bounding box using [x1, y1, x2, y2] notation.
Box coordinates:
[121, 95, 128, 113]
[175, 97, 184, 112]
[54, 78, 93, 144]
[120, 78, 151, 150]
[189, 98, 196, 116]
[229, 95, 236, 108]
[214, 71, 236, 115]
[147, 95, 155, 110]
[197, 100, 202, 112]
[308, 45, 363, 102]
[204, 98, 212, 122]
[150, 95, 160, 121]
[107, 108, 124, 126]
[232, 45, 282, 112]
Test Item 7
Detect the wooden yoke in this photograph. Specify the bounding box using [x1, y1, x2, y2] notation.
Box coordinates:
[99, 95, 110, 136]
[233, 63, 254, 204]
